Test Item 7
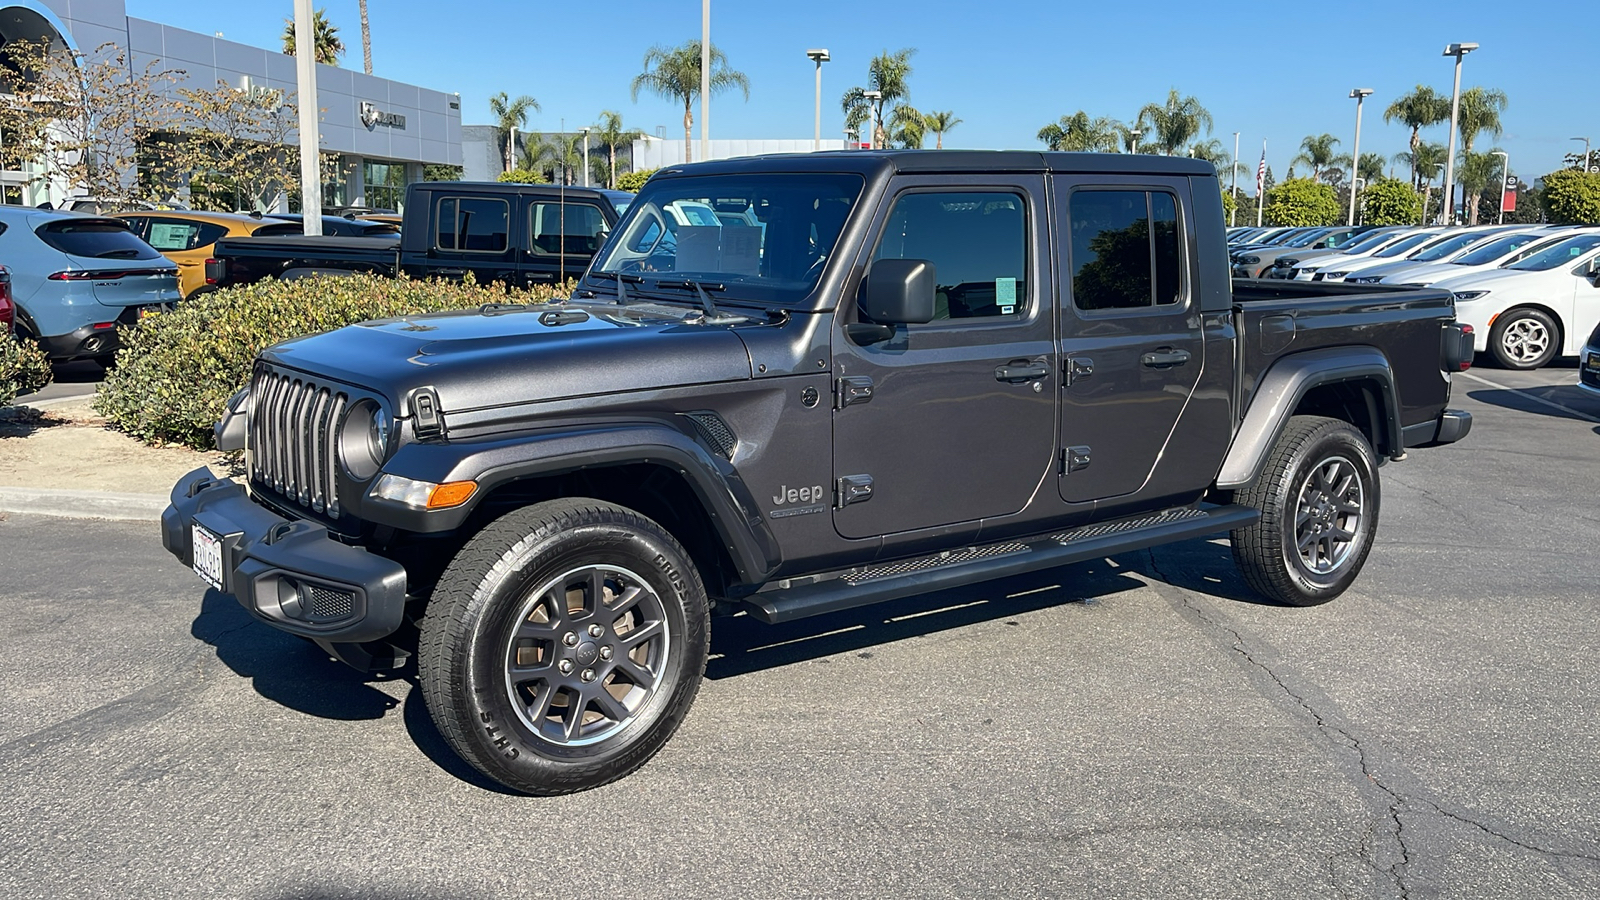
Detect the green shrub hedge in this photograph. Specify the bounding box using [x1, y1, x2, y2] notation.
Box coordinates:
[0, 336, 53, 407]
[615, 168, 657, 193]
[94, 274, 565, 449]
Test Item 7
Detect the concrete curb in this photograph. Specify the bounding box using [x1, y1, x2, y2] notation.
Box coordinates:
[0, 486, 165, 522]
[11, 392, 97, 411]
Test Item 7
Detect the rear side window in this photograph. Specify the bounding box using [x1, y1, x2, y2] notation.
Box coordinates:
[36, 219, 162, 260]
[436, 197, 509, 252]
[1069, 190, 1183, 310]
[871, 191, 1028, 320]
[146, 219, 227, 251]
[529, 202, 608, 257]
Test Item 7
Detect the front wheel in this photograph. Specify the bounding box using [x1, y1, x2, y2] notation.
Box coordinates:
[1488, 307, 1559, 370]
[418, 499, 709, 795]
[1231, 416, 1380, 607]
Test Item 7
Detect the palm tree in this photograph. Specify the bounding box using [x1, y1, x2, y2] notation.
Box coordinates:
[1038, 112, 1123, 152]
[488, 92, 540, 173]
[1394, 141, 1447, 223]
[890, 104, 925, 149]
[357, 0, 371, 74]
[841, 49, 915, 150]
[281, 8, 344, 66]
[631, 40, 750, 164]
[1188, 138, 1235, 180]
[922, 110, 960, 150]
[1383, 85, 1451, 189]
[1290, 133, 1341, 182]
[1135, 89, 1213, 156]
[594, 110, 644, 188]
[1456, 148, 1506, 224]
[1456, 86, 1508, 155]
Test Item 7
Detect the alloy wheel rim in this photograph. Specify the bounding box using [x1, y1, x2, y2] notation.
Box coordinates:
[503, 564, 671, 747]
[1502, 319, 1550, 363]
[1293, 456, 1365, 576]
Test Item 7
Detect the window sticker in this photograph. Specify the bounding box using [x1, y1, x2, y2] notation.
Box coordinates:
[996, 276, 1017, 314]
[149, 222, 195, 250]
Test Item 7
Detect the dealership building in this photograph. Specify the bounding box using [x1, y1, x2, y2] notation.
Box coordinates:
[3, 0, 461, 209]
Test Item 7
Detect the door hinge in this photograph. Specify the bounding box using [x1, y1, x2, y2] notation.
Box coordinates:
[1064, 357, 1094, 386]
[835, 376, 874, 409]
[835, 474, 874, 508]
[1059, 445, 1091, 475]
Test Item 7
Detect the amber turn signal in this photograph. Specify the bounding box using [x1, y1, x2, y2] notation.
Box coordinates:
[426, 481, 477, 509]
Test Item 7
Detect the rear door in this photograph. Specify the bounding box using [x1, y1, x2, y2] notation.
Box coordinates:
[831, 175, 1057, 539]
[523, 199, 611, 284]
[428, 192, 519, 283]
[1055, 178, 1204, 508]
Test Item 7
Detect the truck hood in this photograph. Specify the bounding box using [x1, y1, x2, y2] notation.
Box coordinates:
[260, 300, 755, 413]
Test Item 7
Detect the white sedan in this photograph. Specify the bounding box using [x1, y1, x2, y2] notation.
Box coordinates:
[1431, 233, 1600, 369]
[1376, 228, 1583, 287]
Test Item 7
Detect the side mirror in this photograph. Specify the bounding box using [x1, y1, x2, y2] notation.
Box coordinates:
[860, 258, 936, 325]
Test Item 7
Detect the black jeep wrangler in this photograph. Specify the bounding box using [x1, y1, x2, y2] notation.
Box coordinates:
[162, 151, 1473, 795]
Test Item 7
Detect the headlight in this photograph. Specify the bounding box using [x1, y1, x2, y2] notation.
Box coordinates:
[1324, 271, 1348, 279]
[1239, 256, 1260, 265]
[370, 474, 477, 510]
[1350, 276, 1385, 284]
[1279, 258, 1299, 267]
[338, 399, 390, 481]
[1452, 290, 1489, 302]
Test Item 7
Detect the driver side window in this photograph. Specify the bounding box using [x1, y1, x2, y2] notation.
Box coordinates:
[871, 191, 1028, 321]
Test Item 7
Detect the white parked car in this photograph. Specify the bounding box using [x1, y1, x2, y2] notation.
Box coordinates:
[1431, 232, 1600, 369]
[1377, 228, 1586, 287]
[1310, 228, 1450, 282]
[1338, 226, 1520, 284]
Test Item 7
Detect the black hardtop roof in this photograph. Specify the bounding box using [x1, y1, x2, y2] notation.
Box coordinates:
[653, 150, 1217, 179]
[408, 181, 612, 199]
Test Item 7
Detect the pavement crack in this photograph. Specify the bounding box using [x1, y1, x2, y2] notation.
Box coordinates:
[1416, 799, 1600, 864]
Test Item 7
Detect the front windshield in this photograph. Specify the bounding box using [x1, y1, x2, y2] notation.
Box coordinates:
[1373, 233, 1434, 258]
[1452, 233, 1546, 266]
[590, 173, 864, 306]
[1338, 230, 1397, 255]
[1506, 234, 1600, 271]
[1411, 232, 1486, 262]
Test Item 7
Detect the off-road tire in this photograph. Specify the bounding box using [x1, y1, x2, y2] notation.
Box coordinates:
[1231, 415, 1380, 607]
[1488, 307, 1560, 370]
[418, 498, 710, 795]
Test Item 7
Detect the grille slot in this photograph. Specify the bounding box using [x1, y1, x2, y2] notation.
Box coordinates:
[249, 365, 349, 517]
[680, 411, 738, 460]
[306, 584, 355, 621]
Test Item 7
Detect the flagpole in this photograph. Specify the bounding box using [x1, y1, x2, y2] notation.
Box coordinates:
[1256, 140, 1266, 228]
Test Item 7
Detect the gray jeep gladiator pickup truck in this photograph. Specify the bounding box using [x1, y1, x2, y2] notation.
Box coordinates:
[161, 151, 1474, 795]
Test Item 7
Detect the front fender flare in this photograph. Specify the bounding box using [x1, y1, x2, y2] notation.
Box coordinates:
[1216, 345, 1402, 489]
[371, 423, 781, 586]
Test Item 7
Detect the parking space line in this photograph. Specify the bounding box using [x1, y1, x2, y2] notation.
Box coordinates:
[1458, 370, 1600, 424]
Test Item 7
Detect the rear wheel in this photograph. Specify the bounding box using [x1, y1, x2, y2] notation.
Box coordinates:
[1488, 307, 1559, 370]
[418, 499, 709, 795]
[1231, 416, 1380, 606]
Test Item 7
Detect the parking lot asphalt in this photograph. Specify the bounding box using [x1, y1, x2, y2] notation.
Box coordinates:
[1, 364, 1597, 900]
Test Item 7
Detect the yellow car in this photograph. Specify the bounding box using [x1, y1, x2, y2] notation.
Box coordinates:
[114, 210, 300, 299]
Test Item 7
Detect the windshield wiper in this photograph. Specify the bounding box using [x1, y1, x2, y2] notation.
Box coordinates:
[590, 270, 644, 305]
[653, 278, 727, 318]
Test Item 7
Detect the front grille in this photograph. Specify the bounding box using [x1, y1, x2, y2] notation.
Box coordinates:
[306, 584, 355, 621]
[248, 364, 348, 517]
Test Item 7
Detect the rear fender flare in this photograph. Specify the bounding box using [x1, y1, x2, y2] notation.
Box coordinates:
[1216, 346, 1402, 489]
[374, 423, 781, 585]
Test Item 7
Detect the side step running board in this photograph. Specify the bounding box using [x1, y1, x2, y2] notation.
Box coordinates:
[747, 504, 1259, 624]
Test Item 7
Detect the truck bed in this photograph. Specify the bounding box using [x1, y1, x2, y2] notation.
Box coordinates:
[208, 235, 401, 287]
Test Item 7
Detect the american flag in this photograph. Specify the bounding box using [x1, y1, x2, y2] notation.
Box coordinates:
[1256, 144, 1267, 197]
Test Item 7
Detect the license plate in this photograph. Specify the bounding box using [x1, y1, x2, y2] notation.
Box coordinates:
[191, 524, 224, 590]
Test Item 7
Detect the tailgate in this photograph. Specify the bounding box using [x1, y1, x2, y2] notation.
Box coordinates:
[76, 266, 181, 307]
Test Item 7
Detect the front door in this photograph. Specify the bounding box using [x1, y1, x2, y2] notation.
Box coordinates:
[1055, 180, 1204, 507]
[1568, 255, 1600, 355]
[832, 176, 1057, 540]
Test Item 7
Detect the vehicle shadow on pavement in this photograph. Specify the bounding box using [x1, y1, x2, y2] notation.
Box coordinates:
[1123, 537, 1281, 606]
[706, 558, 1148, 679]
[399, 683, 523, 795]
[1466, 386, 1600, 423]
[190, 589, 403, 721]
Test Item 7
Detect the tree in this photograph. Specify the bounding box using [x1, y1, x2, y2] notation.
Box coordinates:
[1263, 178, 1341, 226]
[1456, 86, 1507, 156]
[424, 164, 463, 181]
[1189, 138, 1234, 180]
[593, 111, 644, 188]
[922, 110, 960, 150]
[1539, 170, 1600, 225]
[1393, 141, 1447, 217]
[488, 92, 539, 174]
[616, 168, 657, 193]
[1332, 151, 1388, 185]
[631, 40, 750, 164]
[281, 8, 344, 66]
[1290, 133, 1341, 182]
[357, 0, 372, 74]
[890, 104, 925, 149]
[1383, 85, 1451, 188]
[1135, 89, 1213, 156]
[1360, 180, 1424, 226]
[163, 79, 304, 212]
[841, 49, 915, 150]
[1038, 111, 1122, 152]
[1456, 149, 1505, 225]
[497, 167, 547, 184]
[0, 39, 180, 207]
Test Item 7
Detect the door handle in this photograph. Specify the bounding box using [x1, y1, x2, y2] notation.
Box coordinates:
[995, 359, 1050, 382]
[1141, 349, 1191, 368]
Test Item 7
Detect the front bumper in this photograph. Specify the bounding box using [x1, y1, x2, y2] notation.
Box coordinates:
[161, 467, 407, 643]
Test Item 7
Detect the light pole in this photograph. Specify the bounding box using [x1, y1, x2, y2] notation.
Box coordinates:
[1490, 150, 1509, 224]
[1573, 136, 1592, 172]
[1347, 88, 1373, 226]
[508, 125, 517, 173]
[1130, 129, 1142, 154]
[1440, 42, 1478, 225]
[292, 0, 321, 233]
[862, 90, 882, 149]
[700, 0, 710, 163]
[579, 127, 591, 187]
[1231, 131, 1240, 226]
[807, 49, 830, 151]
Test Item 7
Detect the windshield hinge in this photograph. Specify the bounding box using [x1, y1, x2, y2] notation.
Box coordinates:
[409, 387, 444, 440]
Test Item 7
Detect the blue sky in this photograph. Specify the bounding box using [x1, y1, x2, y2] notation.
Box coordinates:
[128, 0, 1590, 183]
